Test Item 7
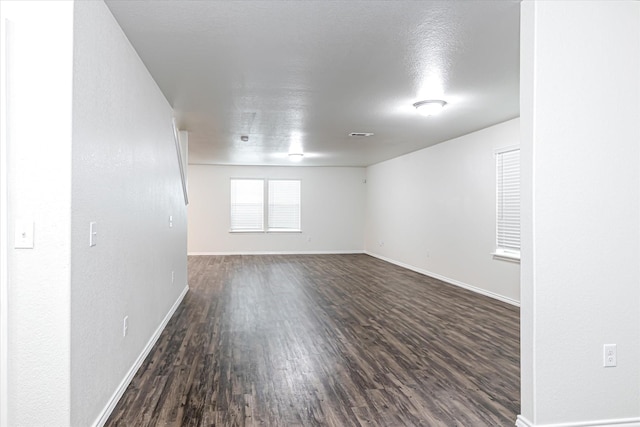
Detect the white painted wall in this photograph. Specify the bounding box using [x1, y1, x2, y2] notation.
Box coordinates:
[0, 12, 7, 425]
[188, 165, 366, 254]
[519, 1, 640, 426]
[365, 119, 521, 304]
[70, 2, 188, 426]
[2, 1, 74, 425]
[1, 1, 188, 425]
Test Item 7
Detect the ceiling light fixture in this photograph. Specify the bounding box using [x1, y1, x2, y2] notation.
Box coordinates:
[413, 100, 447, 116]
[288, 153, 304, 162]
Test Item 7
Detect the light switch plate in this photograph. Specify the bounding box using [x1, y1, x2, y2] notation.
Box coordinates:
[14, 220, 34, 249]
[89, 222, 97, 247]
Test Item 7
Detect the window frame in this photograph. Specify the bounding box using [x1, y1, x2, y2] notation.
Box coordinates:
[229, 178, 302, 234]
[493, 145, 520, 263]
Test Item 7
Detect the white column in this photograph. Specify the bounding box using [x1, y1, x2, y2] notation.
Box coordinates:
[519, 1, 640, 426]
[1, 1, 74, 426]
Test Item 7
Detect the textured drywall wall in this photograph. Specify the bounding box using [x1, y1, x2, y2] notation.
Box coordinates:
[2, 1, 74, 425]
[70, 2, 187, 426]
[519, 1, 640, 425]
[365, 119, 520, 304]
[188, 165, 366, 254]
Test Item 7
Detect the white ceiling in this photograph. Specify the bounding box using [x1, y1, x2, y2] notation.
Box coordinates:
[105, 0, 520, 167]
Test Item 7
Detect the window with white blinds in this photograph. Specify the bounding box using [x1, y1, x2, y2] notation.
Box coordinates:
[496, 147, 520, 259]
[268, 180, 301, 231]
[230, 179, 264, 232]
[230, 179, 301, 232]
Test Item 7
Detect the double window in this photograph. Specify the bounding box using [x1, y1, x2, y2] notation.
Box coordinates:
[230, 179, 301, 232]
[495, 146, 520, 260]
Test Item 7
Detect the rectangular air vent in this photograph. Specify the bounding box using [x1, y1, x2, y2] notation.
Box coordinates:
[349, 132, 374, 137]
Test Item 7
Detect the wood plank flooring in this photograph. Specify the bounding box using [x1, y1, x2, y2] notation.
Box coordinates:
[105, 254, 519, 426]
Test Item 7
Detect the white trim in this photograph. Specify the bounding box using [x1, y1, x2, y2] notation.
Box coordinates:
[228, 230, 304, 234]
[0, 17, 10, 427]
[172, 119, 188, 205]
[492, 250, 521, 263]
[495, 144, 520, 155]
[188, 250, 365, 256]
[92, 285, 189, 427]
[365, 251, 520, 307]
[516, 416, 533, 427]
[516, 415, 640, 427]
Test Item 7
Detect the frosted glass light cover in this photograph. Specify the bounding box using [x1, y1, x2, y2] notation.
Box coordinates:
[413, 100, 447, 116]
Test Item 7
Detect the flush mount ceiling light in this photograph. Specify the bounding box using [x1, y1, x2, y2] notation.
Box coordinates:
[413, 100, 447, 117]
[288, 153, 304, 162]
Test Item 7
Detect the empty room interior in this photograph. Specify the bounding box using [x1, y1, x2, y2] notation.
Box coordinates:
[1, 1, 639, 426]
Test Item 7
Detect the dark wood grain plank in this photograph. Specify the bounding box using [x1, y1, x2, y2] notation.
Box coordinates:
[105, 254, 519, 426]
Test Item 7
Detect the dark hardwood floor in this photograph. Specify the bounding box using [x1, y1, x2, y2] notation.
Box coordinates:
[105, 254, 519, 426]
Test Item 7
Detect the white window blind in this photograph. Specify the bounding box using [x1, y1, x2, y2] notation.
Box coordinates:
[230, 179, 264, 231]
[496, 147, 520, 256]
[268, 180, 301, 231]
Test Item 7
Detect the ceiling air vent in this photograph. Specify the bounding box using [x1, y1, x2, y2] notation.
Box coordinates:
[349, 132, 374, 137]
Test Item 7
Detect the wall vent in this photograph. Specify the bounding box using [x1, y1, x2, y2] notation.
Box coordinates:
[348, 132, 374, 137]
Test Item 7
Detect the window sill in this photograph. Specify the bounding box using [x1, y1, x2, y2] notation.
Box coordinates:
[492, 251, 520, 263]
[229, 230, 303, 234]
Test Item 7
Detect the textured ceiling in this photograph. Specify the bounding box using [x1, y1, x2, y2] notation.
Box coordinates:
[105, 0, 520, 167]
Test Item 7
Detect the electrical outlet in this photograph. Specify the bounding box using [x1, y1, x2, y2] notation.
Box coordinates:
[603, 344, 616, 367]
[169, 215, 173, 228]
[14, 220, 34, 249]
[123, 316, 129, 337]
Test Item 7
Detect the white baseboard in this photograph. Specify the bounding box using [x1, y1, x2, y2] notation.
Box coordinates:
[517, 416, 533, 427]
[188, 250, 365, 256]
[365, 251, 520, 307]
[92, 284, 189, 427]
[516, 415, 640, 427]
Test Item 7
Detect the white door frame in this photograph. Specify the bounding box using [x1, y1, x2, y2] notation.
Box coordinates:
[0, 15, 10, 427]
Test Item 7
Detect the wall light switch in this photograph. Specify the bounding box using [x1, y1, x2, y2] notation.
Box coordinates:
[14, 220, 34, 249]
[89, 222, 97, 247]
[169, 215, 173, 228]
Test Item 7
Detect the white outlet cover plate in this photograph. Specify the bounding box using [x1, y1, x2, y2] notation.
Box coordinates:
[604, 344, 617, 367]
